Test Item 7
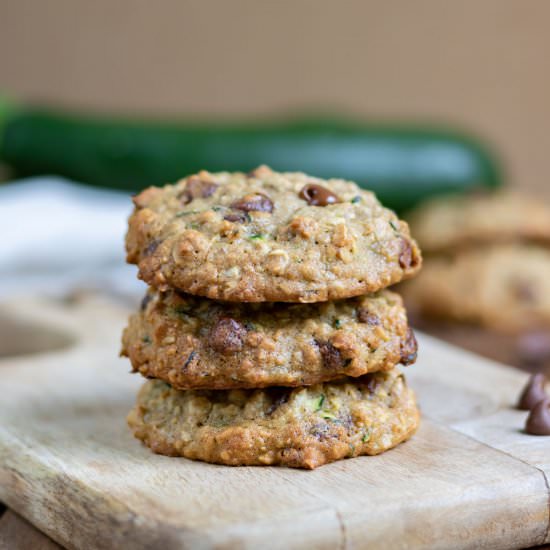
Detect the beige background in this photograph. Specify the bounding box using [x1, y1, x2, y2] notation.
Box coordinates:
[1, 0, 549, 196]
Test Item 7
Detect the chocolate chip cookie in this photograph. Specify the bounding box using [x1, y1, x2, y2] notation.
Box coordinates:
[407, 191, 550, 253]
[126, 166, 421, 302]
[121, 288, 417, 390]
[127, 369, 419, 469]
[402, 244, 550, 332]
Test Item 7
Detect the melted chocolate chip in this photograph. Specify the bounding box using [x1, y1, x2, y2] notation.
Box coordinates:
[518, 373, 548, 410]
[223, 211, 250, 223]
[525, 398, 550, 435]
[357, 308, 381, 325]
[266, 387, 291, 415]
[230, 193, 273, 213]
[400, 328, 418, 366]
[299, 184, 341, 206]
[315, 339, 344, 370]
[180, 176, 218, 204]
[209, 317, 246, 354]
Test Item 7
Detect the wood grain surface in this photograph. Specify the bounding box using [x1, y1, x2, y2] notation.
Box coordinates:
[0, 294, 549, 549]
[0, 510, 61, 550]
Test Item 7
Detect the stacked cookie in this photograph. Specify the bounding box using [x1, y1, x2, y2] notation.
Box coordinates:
[121, 166, 422, 468]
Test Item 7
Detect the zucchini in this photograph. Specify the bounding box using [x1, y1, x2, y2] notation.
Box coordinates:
[0, 100, 502, 211]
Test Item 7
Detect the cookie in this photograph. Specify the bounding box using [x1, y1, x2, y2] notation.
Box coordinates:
[402, 244, 550, 332]
[127, 369, 419, 469]
[121, 288, 417, 390]
[126, 166, 421, 302]
[407, 192, 550, 253]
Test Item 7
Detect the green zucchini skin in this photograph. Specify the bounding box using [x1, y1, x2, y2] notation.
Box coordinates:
[0, 108, 501, 211]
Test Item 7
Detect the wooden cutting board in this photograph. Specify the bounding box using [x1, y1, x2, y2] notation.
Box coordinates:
[0, 294, 549, 550]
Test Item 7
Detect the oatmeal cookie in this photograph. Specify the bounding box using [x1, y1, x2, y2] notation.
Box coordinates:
[126, 166, 421, 302]
[402, 244, 550, 332]
[121, 288, 417, 390]
[407, 192, 550, 253]
[127, 369, 419, 469]
[408, 191, 550, 253]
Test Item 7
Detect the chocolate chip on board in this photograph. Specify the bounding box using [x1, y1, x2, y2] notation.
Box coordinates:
[525, 398, 550, 435]
[517, 373, 548, 410]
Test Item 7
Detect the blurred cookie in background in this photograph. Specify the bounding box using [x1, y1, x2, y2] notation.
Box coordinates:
[401, 191, 550, 373]
[406, 191, 550, 253]
[403, 244, 550, 332]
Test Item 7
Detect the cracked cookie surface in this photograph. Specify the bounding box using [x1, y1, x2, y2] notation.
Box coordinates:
[126, 166, 421, 302]
[121, 288, 417, 390]
[127, 369, 419, 469]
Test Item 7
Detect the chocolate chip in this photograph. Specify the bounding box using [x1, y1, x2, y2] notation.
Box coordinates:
[512, 280, 537, 303]
[140, 293, 152, 311]
[182, 350, 197, 371]
[209, 317, 246, 354]
[525, 398, 550, 435]
[315, 339, 344, 370]
[400, 328, 418, 366]
[180, 176, 218, 204]
[299, 184, 341, 206]
[266, 387, 291, 415]
[518, 373, 548, 410]
[357, 308, 381, 325]
[223, 211, 250, 223]
[230, 193, 273, 213]
[144, 239, 161, 256]
[399, 239, 413, 269]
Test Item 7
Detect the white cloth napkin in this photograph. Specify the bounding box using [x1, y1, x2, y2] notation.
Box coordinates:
[0, 177, 145, 299]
